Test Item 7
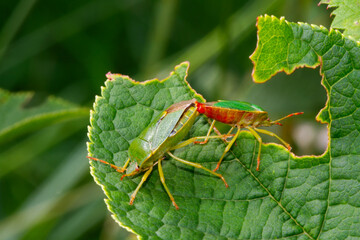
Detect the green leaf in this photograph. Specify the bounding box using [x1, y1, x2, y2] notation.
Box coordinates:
[87, 62, 297, 239]
[320, 0, 360, 41]
[0, 89, 89, 144]
[88, 16, 360, 238]
[250, 15, 360, 239]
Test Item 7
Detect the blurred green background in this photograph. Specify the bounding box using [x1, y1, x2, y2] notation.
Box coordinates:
[0, 0, 331, 239]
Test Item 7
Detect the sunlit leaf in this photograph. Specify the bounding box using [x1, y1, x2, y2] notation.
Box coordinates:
[320, 0, 360, 41]
[89, 15, 360, 239]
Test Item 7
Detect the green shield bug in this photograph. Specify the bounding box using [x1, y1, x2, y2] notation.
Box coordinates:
[88, 99, 229, 209]
[195, 100, 303, 172]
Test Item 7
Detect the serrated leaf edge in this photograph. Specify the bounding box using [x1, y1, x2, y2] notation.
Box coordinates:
[87, 61, 205, 239]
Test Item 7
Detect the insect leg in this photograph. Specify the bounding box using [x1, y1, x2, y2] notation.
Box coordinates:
[194, 119, 216, 144]
[158, 158, 179, 210]
[170, 134, 235, 150]
[253, 128, 291, 151]
[223, 126, 236, 143]
[87, 156, 130, 173]
[211, 120, 223, 135]
[246, 127, 262, 171]
[129, 166, 153, 205]
[167, 151, 228, 188]
[212, 125, 241, 172]
[120, 167, 140, 180]
[193, 119, 234, 144]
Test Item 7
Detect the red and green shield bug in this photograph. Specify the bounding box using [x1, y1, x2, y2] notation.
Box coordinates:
[88, 99, 229, 210]
[195, 100, 303, 172]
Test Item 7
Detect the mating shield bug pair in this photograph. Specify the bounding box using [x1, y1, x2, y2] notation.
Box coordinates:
[88, 99, 302, 209]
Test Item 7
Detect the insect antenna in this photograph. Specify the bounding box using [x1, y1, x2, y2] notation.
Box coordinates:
[87, 156, 126, 173]
[271, 112, 303, 125]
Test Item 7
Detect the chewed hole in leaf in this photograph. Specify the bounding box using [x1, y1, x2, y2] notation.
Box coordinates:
[292, 121, 328, 155]
[249, 49, 328, 157]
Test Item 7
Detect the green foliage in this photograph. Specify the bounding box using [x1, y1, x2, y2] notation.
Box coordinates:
[0, 89, 88, 144]
[89, 63, 312, 240]
[0, 0, 341, 239]
[251, 15, 360, 239]
[320, 0, 360, 41]
[89, 16, 360, 239]
[4, 1, 323, 239]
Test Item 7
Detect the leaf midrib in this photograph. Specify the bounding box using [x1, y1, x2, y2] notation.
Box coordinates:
[228, 141, 315, 240]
